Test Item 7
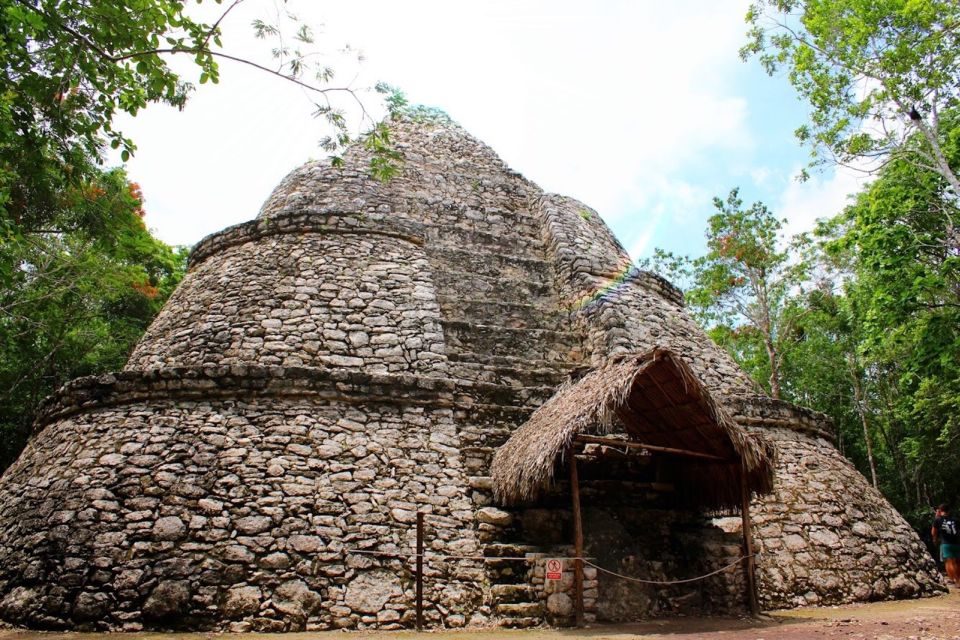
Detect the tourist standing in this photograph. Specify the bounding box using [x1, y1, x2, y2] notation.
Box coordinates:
[932, 504, 960, 587]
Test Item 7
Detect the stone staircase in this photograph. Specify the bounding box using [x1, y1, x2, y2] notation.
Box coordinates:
[432, 269, 556, 306]
[423, 206, 584, 628]
[484, 543, 545, 628]
[446, 352, 576, 387]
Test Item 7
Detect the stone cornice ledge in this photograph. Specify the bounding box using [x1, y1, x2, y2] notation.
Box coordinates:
[33, 366, 455, 433]
[726, 395, 836, 444]
[188, 211, 427, 268]
[32, 366, 551, 435]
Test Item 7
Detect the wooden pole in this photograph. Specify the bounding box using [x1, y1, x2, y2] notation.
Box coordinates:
[739, 467, 760, 616]
[573, 434, 730, 462]
[416, 511, 424, 631]
[568, 446, 585, 627]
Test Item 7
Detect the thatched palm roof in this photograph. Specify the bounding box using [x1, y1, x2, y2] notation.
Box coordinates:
[491, 348, 775, 509]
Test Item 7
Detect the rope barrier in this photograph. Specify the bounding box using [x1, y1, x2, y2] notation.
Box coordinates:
[584, 554, 755, 586]
[347, 548, 756, 585]
[348, 548, 588, 562]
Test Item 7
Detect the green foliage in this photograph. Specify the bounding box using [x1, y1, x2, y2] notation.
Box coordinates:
[0, 0, 222, 234]
[820, 111, 960, 510]
[741, 0, 960, 516]
[661, 188, 807, 398]
[743, 0, 960, 194]
[654, 111, 960, 526]
[0, 0, 401, 473]
[0, 167, 186, 469]
[1, 0, 402, 241]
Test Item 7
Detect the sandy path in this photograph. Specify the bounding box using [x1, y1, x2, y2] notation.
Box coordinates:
[1, 590, 958, 640]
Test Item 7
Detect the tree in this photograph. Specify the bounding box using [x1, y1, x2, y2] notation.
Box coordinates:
[827, 123, 960, 509]
[784, 281, 883, 487]
[0, 0, 407, 472]
[685, 189, 807, 399]
[0, 0, 400, 254]
[742, 0, 960, 200]
[0, 167, 186, 469]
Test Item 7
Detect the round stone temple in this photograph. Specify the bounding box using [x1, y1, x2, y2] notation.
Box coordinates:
[0, 116, 943, 631]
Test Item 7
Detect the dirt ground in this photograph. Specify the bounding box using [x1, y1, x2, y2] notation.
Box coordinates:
[1, 589, 958, 640]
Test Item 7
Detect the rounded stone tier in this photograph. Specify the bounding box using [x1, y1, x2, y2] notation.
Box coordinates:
[717, 396, 942, 606]
[127, 213, 447, 376]
[0, 375, 483, 631]
[725, 395, 836, 442]
[748, 424, 943, 607]
[32, 367, 455, 433]
[187, 211, 426, 269]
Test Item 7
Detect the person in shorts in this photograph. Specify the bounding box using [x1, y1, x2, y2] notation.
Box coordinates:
[932, 503, 960, 586]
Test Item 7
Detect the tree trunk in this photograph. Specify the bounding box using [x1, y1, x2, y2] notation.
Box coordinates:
[764, 337, 781, 400]
[874, 405, 911, 500]
[847, 356, 878, 489]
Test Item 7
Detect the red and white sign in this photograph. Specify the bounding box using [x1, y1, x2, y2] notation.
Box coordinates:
[545, 559, 563, 581]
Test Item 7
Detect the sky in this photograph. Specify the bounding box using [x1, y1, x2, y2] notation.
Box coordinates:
[112, 0, 872, 261]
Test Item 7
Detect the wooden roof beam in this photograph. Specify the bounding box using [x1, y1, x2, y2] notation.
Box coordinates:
[573, 434, 732, 463]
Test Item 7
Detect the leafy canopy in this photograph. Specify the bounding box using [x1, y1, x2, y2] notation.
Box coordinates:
[0, 0, 222, 229]
[0, 0, 406, 244]
[0, 166, 186, 470]
[645, 189, 806, 399]
[742, 0, 960, 193]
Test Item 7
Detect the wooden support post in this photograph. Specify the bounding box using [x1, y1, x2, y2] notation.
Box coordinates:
[568, 446, 585, 627]
[739, 467, 760, 617]
[416, 511, 424, 631]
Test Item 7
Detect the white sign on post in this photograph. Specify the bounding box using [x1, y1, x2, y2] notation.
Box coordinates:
[545, 558, 563, 581]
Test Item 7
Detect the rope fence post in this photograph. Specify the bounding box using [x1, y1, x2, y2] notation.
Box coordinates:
[568, 445, 585, 627]
[416, 511, 424, 631]
[739, 466, 760, 616]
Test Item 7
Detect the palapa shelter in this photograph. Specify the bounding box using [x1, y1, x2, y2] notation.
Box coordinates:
[0, 115, 945, 632]
[492, 348, 777, 621]
[492, 348, 775, 509]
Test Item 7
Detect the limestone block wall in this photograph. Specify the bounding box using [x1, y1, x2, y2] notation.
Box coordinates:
[0, 115, 945, 634]
[481, 479, 748, 628]
[128, 214, 446, 376]
[258, 122, 541, 234]
[0, 370, 487, 631]
[726, 398, 943, 607]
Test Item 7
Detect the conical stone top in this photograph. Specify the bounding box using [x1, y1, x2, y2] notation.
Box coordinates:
[0, 115, 943, 631]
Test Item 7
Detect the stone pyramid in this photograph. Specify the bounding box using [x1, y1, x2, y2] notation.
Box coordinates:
[0, 115, 943, 631]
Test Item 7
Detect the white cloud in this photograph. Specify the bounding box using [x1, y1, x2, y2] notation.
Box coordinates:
[778, 166, 872, 239]
[111, 0, 760, 249]
[750, 166, 772, 188]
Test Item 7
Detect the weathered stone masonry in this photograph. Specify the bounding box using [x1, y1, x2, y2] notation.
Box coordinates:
[0, 116, 944, 631]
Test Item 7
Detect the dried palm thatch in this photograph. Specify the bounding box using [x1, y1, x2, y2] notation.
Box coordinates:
[491, 348, 775, 509]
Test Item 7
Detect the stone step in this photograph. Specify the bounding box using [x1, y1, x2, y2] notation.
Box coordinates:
[498, 616, 542, 628]
[441, 321, 582, 362]
[447, 350, 579, 371]
[432, 269, 557, 306]
[422, 223, 544, 259]
[447, 360, 570, 387]
[491, 584, 536, 604]
[483, 542, 541, 586]
[495, 602, 543, 618]
[428, 247, 554, 282]
[456, 381, 558, 409]
[454, 406, 538, 464]
[484, 543, 543, 557]
[436, 298, 570, 332]
[446, 350, 577, 388]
